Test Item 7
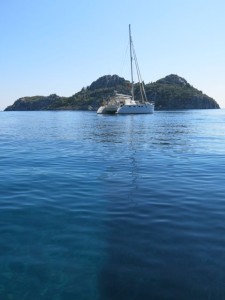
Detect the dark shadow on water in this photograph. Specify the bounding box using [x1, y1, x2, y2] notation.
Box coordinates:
[97, 115, 225, 299]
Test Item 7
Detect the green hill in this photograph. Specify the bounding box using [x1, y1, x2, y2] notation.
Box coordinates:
[4, 74, 220, 111]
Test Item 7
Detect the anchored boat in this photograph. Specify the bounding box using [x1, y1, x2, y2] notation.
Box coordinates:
[97, 25, 154, 115]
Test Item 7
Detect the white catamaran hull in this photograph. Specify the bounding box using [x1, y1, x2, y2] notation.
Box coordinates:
[117, 103, 154, 114]
[97, 105, 118, 114]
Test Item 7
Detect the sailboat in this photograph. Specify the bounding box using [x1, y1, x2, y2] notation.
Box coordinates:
[97, 25, 154, 114]
[116, 24, 154, 114]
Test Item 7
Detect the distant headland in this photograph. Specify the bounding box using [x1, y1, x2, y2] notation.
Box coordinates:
[4, 74, 220, 111]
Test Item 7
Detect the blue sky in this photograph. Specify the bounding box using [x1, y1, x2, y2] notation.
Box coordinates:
[1, 0, 225, 110]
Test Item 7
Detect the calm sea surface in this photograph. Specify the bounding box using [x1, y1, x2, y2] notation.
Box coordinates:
[0, 110, 225, 300]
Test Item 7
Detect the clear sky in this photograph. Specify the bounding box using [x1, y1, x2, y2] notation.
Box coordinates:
[1, 0, 225, 110]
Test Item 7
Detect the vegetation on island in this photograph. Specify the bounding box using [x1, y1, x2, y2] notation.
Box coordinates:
[5, 74, 220, 111]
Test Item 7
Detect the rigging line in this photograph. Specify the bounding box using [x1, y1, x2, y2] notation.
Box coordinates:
[133, 50, 144, 102]
[135, 59, 147, 101]
[120, 39, 129, 77]
[132, 41, 148, 102]
[132, 43, 147, 102]
[131, 41, 143, 101]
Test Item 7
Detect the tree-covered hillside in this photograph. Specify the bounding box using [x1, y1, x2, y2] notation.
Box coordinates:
[145, 75, 219, 109]
[5, 74, 220, 111]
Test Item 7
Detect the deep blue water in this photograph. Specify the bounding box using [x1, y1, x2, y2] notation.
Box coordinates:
[0, 110, 225, 300]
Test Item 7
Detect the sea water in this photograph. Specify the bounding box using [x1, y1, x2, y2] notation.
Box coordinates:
[0, 110, 225, 300]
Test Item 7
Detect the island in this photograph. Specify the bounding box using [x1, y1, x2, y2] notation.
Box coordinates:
[4, 74, 220, 111]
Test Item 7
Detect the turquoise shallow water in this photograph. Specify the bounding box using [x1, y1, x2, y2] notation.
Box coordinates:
[0, 110, 225, 299]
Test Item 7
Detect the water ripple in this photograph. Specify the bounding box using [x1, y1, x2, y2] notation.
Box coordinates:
[0, 110, 225, 299]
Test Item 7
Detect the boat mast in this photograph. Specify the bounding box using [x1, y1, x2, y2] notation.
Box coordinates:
[129, 24, 134, 100]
